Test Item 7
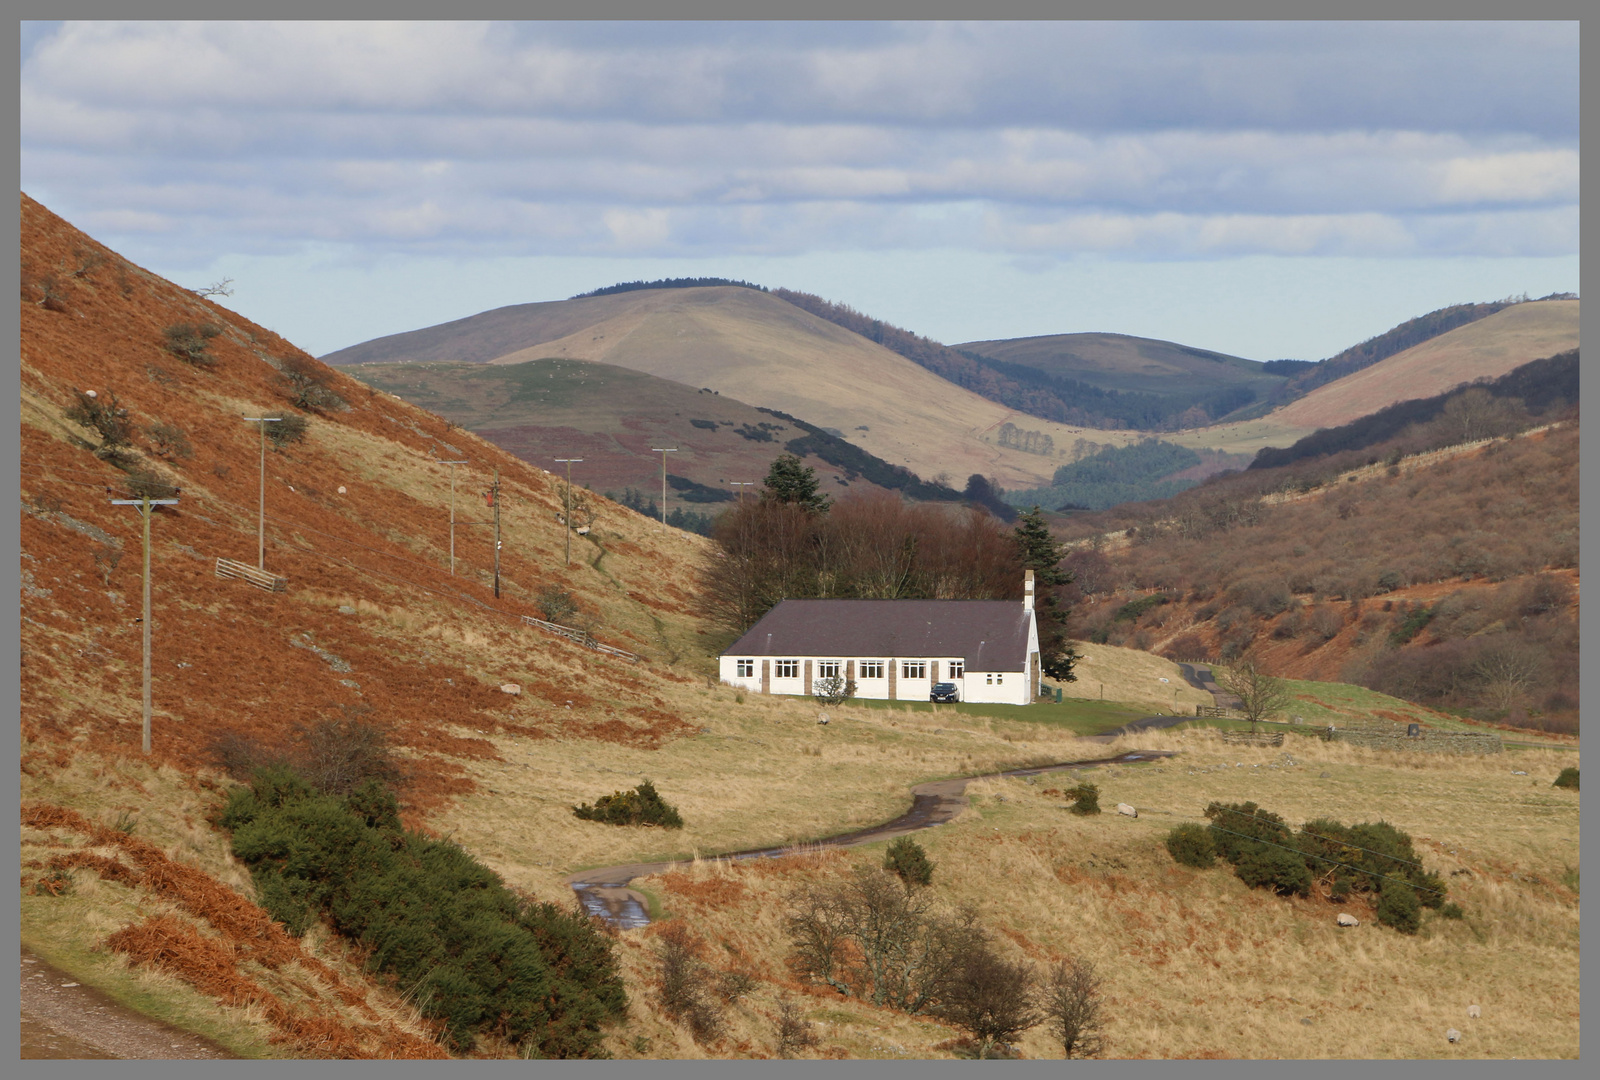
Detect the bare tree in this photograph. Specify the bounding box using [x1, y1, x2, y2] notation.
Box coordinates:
[1471, 644, 1543, 713]
[1214, 654, 1293, 729]
[1039, 956, 1104, 1059]
[935, 943, 1041, 1058]
[774, 997, 818, 1058]
[276, 354, 346, 412]
[192, 277, 234, 298]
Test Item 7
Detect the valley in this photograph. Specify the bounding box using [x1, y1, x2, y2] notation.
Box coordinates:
[18, 192, 1579, 1062]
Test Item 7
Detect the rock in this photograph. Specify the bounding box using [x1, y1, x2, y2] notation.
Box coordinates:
[1446, 1029, 1461, 1044]
[500, 683, 521, 695]
[337, 485, 347, 494]
[1511, 770, 1527, 776]
[817, 712, 830, 725]
[1337, 913, 1359, 927]
[1116, 803, 1138, 818]
[1320, 771, 1331, 778]
[1300, 1017, 1312, 1026]
[1468, 1005, 1481, 1019]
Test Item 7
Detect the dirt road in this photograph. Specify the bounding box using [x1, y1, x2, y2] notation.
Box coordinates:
[568, 747, 1177, 926]
[19, 947, 236, 1060]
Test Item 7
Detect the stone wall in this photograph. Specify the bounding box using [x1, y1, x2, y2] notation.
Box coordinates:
[1326, 721, 1502, 755]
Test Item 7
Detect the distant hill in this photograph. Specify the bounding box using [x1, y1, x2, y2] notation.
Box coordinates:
[954, 331, 1284, 430]
[345, 357, 961, 515]
[1268, 300, 1579, 432]
[320, 286, 1131, 491]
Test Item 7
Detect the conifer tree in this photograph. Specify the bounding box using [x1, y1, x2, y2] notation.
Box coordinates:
[762, 453, 832, 513]
[1013, 506, 1080, 682]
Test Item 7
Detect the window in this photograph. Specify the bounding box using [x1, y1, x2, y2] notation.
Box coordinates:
[902, 662, 926, 680]
[774, 660, 799, 679]
[986, 673, 993, 685]
[859, 661, 884, 679]
[949, 661, 964, 679]
[736, 659, 754, 678]
[996, 674, 1004, 685]
[818, 661, 840, 679]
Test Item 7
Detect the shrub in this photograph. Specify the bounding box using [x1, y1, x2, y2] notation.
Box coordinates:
[120, 470, 180, 500]
[1231, 843, 1311, 896]
[573, 779, 683, 828]
[774, 997, 819, 1057]
[64, 389, 134, 455]
[813, 674, 852, 706]
[934, 941, 1040, 1058]
[275, 354, 347, 412]
[145, 421, 193, 460]
[1065, 782, 1100, 815]
[1376, 882, 1421, 934]
[163, 322, 222, 366]
[884, 836, 934, 887]
[656, 922, 723, 1043]
[263, 412, 309, 448]
[295, 715, 402, 797]
[221, 765, 626, 1055]
[1164, 823, 1215, 868]
[1438, 902, 1465, 920]
[1204, 801, 1292, 863]
[1553, 767, 1579, 790]
[536, 585, 579, 624]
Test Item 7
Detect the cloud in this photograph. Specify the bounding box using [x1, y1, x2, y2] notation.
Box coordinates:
[20, 21, 1578, 265]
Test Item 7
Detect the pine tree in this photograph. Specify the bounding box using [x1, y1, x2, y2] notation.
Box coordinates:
[1014, 506, 1080, 682]
[762, 453, 831, 513]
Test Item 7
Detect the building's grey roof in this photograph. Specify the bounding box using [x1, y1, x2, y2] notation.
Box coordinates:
[723, 599, 1034, 671]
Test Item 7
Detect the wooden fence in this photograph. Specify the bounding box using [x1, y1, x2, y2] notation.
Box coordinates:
[521, 615, 642, 663]
[1220, 730, 1285, 747]
[214, 558, 287, 592]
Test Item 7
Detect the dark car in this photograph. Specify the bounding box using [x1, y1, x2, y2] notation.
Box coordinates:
[930, 682, 960, 703]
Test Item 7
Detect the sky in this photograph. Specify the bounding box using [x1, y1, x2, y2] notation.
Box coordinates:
[20, 20, 1579, 361]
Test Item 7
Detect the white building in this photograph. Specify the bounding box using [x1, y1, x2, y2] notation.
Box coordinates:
[718, 572, 1042, 706]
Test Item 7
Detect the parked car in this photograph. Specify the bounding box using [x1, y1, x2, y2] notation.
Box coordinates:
[930, 682, 960, 703]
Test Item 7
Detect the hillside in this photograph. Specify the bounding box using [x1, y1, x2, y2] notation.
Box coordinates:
[955, 331, 1283, 428]
[343, 357, 955, 518]
[1056, 419, 1579, 734]
[319, 286, 1136, 490]
[1269, 300, 1579, 431]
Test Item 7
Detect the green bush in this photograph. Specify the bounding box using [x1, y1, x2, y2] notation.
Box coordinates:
[1376, 882, 1421, 934]
[1204, 801, 1292, 863]
[263, 412, 309, 448]
[883, 836, 934, 887]
[1164, 823, 1215, 868]
[1553, 767, 1579, 790]
[1438, 902, 1465, 920]
[1065, 782, 1100, 815]
[573, 779, 683, 828]
[222, 765, 626, 1056]
[1231, 843, 1311, 896]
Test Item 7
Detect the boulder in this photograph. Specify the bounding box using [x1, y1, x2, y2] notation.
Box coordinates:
[1446, 1029, 1461, 1044]
[1337, 913, 1359, 927]
[500, 683, 521, 695]
[1467, 1005, 1481, 1019]
[1116, 803, 1138, 818]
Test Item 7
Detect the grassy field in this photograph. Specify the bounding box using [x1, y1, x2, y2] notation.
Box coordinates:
[606, 727, 1579, 1059]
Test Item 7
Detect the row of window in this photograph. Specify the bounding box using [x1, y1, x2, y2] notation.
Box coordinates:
[733, 659, 966, 680]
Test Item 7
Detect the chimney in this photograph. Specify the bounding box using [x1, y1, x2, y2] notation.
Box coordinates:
[1023, 569, 1035, 612]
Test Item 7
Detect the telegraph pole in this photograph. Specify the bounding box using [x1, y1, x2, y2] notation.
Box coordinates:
[437, 457, 468, 574]
[651, 447, 678, 527]
[489, 468, 502, 598]
[730, 481, 755, 502]
[554, 458, 582, 566]
[111, 490, 179, 755]
[242, 416, 280, 570]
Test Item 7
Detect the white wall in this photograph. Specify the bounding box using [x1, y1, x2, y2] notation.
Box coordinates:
[717, 655, 1032, 706]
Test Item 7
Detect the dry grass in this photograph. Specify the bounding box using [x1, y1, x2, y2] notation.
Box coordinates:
[584, 728, 1578, 1059]
[1062, 642, 1212, 715]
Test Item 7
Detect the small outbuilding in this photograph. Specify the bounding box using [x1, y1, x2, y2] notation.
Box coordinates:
[719, 572, 1042, 705]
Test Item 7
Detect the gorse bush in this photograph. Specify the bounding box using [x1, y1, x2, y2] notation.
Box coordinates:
[1553, 767, 1578, 790]
[220, 765, 626, 1055]
[1200, 802, 1450, 924]
[573, 779, 683, 828]
[1065, 782, 1100, 815]
[884, 836, 934, 887]
[1164, 823, 1216, 868]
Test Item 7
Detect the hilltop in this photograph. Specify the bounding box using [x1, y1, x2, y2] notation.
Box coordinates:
[319, 286, 1143, 490]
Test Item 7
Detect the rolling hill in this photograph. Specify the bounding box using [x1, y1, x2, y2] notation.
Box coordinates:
[319, 287, 1139, 490]
[343, 357, 953, 510]
[954, 330, 1284, 427]
[1268, 299, 1579, 431]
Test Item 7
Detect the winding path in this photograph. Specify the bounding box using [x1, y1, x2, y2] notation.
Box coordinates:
[568, 744, 1178, 928]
